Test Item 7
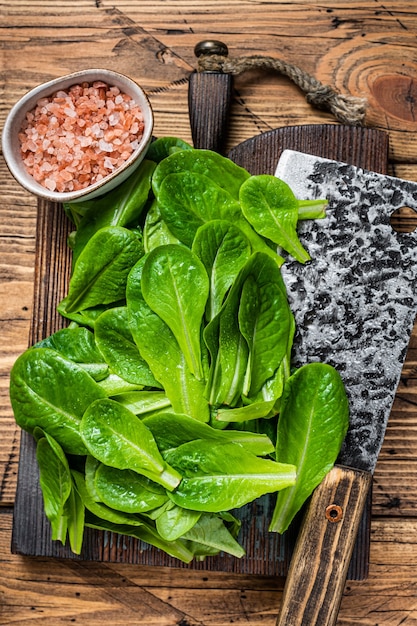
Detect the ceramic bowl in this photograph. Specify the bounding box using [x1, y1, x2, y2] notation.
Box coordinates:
[1, 69, 154, 203]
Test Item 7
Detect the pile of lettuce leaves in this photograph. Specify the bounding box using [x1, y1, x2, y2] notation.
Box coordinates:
[9, 137, 349, 562]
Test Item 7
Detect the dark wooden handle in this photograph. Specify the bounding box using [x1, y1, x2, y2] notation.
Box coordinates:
[188, 40, 233, 153]
[276, 465, 373, 626]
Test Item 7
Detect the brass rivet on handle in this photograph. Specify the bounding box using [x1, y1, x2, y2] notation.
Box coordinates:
[325, 504, 343, 523]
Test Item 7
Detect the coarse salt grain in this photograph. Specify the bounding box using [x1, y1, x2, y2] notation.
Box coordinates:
[98, 139, 114, 153]
[19, 81, 145, 193]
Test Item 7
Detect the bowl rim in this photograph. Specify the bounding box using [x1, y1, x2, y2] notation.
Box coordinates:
[2, 68, 154, 203]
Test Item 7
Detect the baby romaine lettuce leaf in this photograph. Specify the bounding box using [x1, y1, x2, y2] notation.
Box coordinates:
[143, 199, 181, 252]
[127, 258, 210, 422]
[34, 325, 109, 381]
[166, 439, 296, 512]
[34, 326, 104, 364]
[10, 348, 106, 455]
[238, 252, 294, 397]
[72, 470, 151, 526]
[151, 148, 250, 200]
[153, 501, 202, 541]
[270, 362, 349, 534]
[239, 174, 311, 263]
[297, 199, 328, 220]
[157, 171, 242, 247]
[141, 244, 209, 381]
[35, 431, 86, 555]
[192, 220, 251, 321]
[55, 300, 125, 330]
[36, 434, 72, 541]
[111, 390, 171, 416]
[60, 226, 144, 315]
[96, 374, 144, 396]
[146, 136, 193, 163]
[65, 474, 85, 555]
[182, 513, 245, 558]
[80, 398, 182, 491]
[84, 455, 102, 502]
[94, 464, 168, 514]
[204, 251, 292, 408]
[143, 411, 274, 457]
[94, 306, 160, 388]
[204, 285, 249, 408]
[216, 355, 288, 423]
[215, 399, 276, 423]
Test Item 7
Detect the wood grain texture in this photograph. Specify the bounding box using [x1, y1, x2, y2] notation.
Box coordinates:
[2, 1, 417, 624]
[188, 71, 234, 153]
[2, 509, 417, 625]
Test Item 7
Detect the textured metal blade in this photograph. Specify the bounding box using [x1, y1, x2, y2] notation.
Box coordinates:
[275, 150, 417, 472]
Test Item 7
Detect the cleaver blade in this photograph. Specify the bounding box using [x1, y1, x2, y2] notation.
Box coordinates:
[274, 149, 417, 626]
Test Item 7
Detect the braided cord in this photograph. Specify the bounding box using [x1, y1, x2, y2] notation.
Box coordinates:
[197, 54, 367, 126]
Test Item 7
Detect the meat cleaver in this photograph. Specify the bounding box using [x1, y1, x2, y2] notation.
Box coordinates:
[273, 149, 417, 625]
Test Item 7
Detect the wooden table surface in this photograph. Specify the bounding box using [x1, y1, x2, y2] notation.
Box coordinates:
[2, 1, 417, 624]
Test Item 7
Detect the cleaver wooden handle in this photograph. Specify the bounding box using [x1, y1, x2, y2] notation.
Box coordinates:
[188, 40, 233, 153]
[276, 465, 373, 626]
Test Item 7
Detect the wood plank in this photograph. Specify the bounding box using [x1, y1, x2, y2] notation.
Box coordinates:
[373, 460, 417, 516]
[2, 508, 417, 625]
[0, 158, 36, 505]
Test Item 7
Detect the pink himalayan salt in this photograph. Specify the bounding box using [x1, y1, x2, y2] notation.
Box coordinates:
[18, 81, 145, 193]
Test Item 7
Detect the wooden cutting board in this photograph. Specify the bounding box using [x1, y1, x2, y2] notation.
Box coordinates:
[11, 123, 389, 580]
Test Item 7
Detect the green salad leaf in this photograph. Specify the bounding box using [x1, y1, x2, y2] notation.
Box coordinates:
[238, 251, 293, 397]
[153, 501, 202, 541]
[166, 439, 296, 512]
[239, 174, 311, 263]
[157, 171, 242, 246]
[60, 226, 144, 315]
[10, 348, 106, 455]
[269, 362, 349, 533]
[95, 306, 160, 387]
[111, 390, 171, 416]
[146, 136, 193, 163]
[192, 219, 251, 321]
[127, 257, 210, 422]
[36, 434, 72, 539]
[93, 463, 168, 513]
[73, 470, 151, 526]
[35, 325, 108, 381]
[80, 398, 182, 490]
[141, 245, 209, 381]
[152, 147, 250, 200]
[143, 411, 275, 456]
[143, 198, 181, 252]
[182, 512, 245, 558]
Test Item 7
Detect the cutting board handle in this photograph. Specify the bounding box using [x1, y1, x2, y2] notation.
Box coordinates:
[188, 40, 233, 153]
[276, 465, 373, 626]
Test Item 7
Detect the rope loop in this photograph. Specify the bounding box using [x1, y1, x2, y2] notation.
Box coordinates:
[197, 53, 367, 126]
